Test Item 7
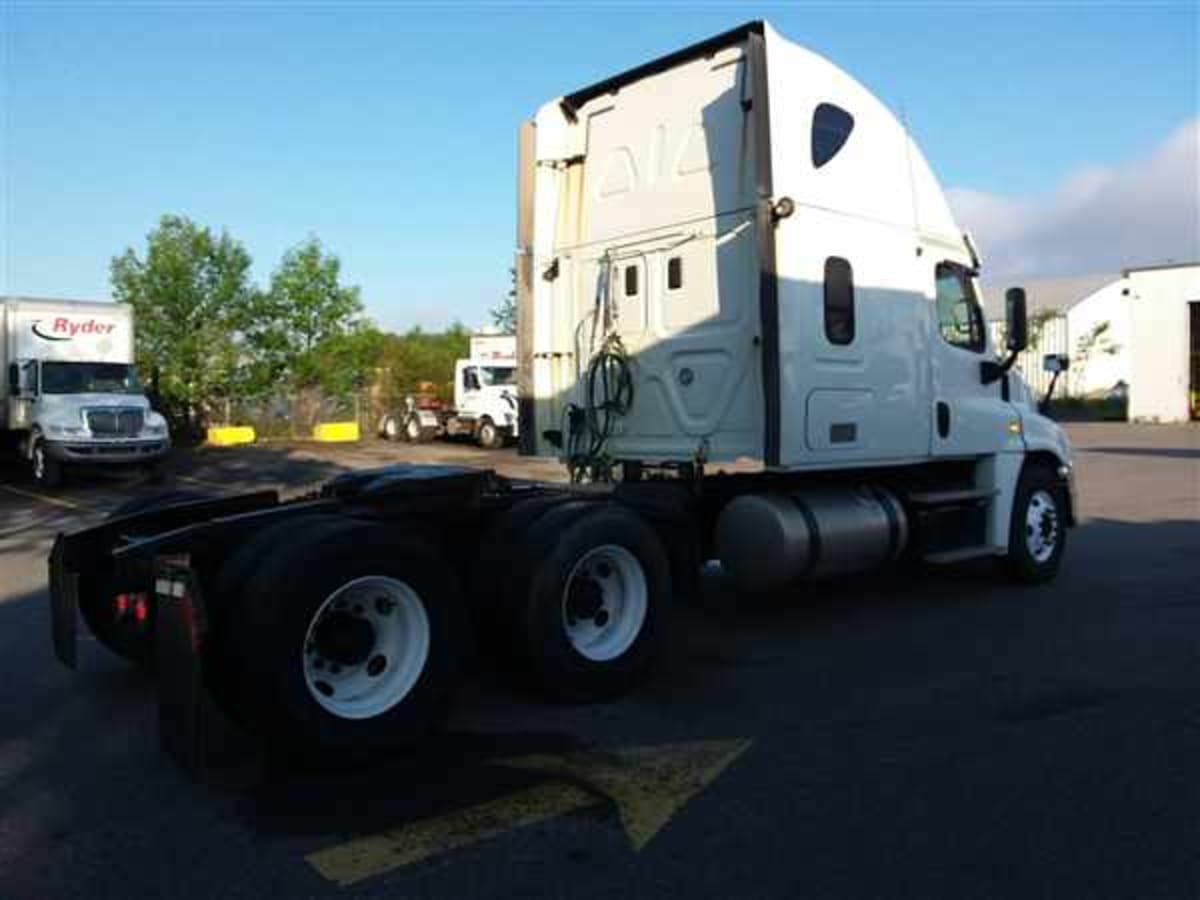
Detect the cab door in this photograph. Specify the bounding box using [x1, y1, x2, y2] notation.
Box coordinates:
[456, 363, 482, 418]
[929, 261, 1017, 456]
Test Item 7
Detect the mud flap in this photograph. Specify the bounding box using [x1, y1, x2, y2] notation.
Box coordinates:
[48, 535, 79, 670]
[155, 563, 210, 777]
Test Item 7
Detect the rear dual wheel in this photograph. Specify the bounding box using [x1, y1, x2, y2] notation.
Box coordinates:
[213, 518, 467, 760]
[502, 502, 671, 703]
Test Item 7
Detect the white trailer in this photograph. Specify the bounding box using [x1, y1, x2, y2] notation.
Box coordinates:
[1, 297, 170, 486]
[49, 22, 1076, 768]
[381, 333, 519, 448]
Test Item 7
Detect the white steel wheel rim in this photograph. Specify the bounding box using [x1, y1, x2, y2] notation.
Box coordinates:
[1025, 489, 1060, 564]
[480, 422, 495, 444]
[406, 417, 421, 440]
[33, 445, 45, 480]
[561, 544, 648, 662]
[301, 575, 430, 720]
[384, 417, 398, 439]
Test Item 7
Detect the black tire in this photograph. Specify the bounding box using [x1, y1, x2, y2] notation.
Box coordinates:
[473, 497, 595, 640]
[203, 514, 342, 727]
[404, 415, 423, 443]
[222, 518, 469, 762]
[31, 439, 63, 489]
[1003, 463, 1068, 584]
[476, 417, 504, 450]
[77, 489, 212, 665]
[509, 503, 671, 704]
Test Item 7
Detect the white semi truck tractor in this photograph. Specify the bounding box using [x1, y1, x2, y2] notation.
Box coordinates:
[1, 297, 170, 487]
[381, 334, 519, 448]
[48, 22, 1075, 767]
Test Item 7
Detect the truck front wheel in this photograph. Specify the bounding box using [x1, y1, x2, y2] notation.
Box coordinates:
[31, 439, 63, 488]
[476, 417, 504, 450]
[1004, 463, 1068, 584]
[221, 519, 468, 762]
[510, 504, 670, 703]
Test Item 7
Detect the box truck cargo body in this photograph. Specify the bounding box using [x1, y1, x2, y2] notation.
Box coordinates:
[48, 23, 1076, 769]
[2, 297, 170, 485]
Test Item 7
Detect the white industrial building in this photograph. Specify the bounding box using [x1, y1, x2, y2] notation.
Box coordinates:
[984, 262, 1199, 422]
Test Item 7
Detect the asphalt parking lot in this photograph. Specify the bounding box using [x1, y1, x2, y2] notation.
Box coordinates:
[1, 424, 1197, 899]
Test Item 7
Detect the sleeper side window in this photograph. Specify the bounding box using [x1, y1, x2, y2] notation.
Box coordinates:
[934, 263, 986, 352]
[812, 103, 855, 168]
[824, 257, 855, 345]
[624, 265, 638, 297]
[667, 256, 683, 291]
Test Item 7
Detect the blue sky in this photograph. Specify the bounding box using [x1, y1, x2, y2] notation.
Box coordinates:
[2, 1, 1197, 331]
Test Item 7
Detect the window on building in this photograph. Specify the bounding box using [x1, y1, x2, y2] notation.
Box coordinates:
[624, 265, 639, 297]
[812, 103, 854, 168]
[935, 263, 986, 352]
[667, 256, 683, 291]
[824, 256, 855, 345]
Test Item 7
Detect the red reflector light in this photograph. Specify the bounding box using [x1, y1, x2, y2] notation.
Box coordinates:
[134, 595, 149, 624]
[115, 593, 129, 615]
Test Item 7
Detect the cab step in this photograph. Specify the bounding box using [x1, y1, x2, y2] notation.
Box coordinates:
[923, 545, 997, 564]
[906, 488, 998, 506]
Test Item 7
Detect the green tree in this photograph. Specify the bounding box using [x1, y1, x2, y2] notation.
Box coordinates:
[248, 237, 369, 393]
[490, 267, 517, 333]
[110, 215, 255, 430]
[377, 324, 470, 403]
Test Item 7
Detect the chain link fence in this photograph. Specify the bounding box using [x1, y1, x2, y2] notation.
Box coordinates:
[205, 389, 399, 441]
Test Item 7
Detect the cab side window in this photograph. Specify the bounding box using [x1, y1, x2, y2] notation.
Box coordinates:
[935, 263, 986, 352]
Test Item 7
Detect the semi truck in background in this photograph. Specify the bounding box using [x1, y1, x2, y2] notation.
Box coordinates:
[380, 333, 519, 448]
[1, 297, 170, 487]
[48, 22, 1076, 768]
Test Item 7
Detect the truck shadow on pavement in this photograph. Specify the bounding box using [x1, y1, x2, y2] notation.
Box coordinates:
[1, 514, 1196, 891]
[1078, 445, 1200, 461]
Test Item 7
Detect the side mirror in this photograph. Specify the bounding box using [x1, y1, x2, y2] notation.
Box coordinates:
[1005, 287, 1028, 352]
[7, 363, 17, 396]
[1042, 353, 1070, 374]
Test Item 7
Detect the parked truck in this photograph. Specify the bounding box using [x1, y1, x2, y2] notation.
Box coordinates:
[49, 22, 1074, 767]
[2, 297, 170, 487]
[380, 334, 519, 448]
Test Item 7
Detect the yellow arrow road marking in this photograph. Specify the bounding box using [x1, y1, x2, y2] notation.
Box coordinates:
[501, 738, 752, 851]
[0, 483, 89, 511]
[305, 739, 752, 886]
[306, 781, 598, 887]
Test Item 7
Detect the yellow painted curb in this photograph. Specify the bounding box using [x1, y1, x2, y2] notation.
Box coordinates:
[312, 421, 360, 442]
[206, 425, 256, 446]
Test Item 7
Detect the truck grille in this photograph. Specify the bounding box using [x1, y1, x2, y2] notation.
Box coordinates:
[86, 408, 144, 437]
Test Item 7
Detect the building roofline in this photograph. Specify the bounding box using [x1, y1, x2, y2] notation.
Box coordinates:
[1121, 261, 1200, 276]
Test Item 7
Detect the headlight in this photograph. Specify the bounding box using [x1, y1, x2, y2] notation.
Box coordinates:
[47, 424, 88, 437]
[143, 423, 168, 437]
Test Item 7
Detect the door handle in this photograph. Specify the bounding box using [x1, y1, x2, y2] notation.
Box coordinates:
[936, 402, 951, 438]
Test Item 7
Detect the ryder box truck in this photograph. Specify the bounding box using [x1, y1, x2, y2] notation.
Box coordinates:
[48, 22, 1075, 767]
[2, 297, 170, 487]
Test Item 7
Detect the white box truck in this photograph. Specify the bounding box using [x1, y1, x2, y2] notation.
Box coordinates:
[49, 22, 1076, 768]
[380, 333, 519, 448]
[2, 297, 170, 486]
